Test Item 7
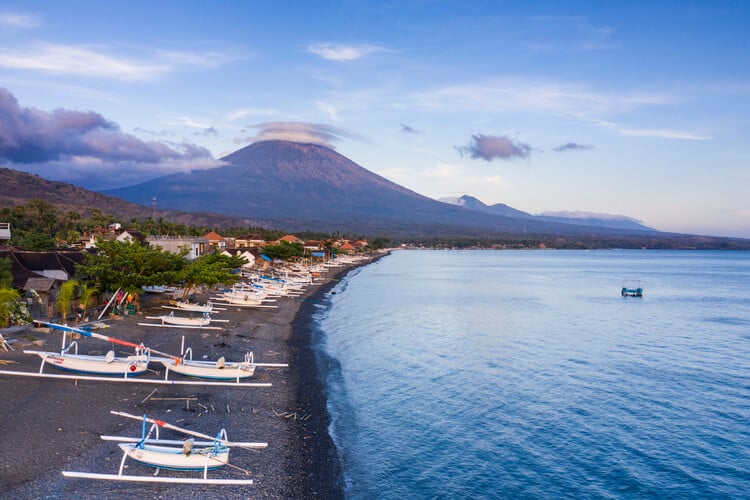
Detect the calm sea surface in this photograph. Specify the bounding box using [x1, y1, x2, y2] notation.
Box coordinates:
[312, 250, 750, 499]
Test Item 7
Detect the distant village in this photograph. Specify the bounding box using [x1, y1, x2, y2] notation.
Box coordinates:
[77, 223, 369, 261]
[0, 221, 369, 325]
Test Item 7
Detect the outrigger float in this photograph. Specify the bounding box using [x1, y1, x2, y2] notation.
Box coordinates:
[0, 322, 275, 387]
[63, 411, 266, 484]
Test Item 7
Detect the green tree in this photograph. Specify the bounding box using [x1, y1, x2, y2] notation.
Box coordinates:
[76, 239, 188, 295]
[78, 282, 99, 320]
[370, 237, 390, 250]
[56, 279, 79, 321]
[261, 241, 305, 260]
[178, 253, 243, 299]
[16, 231, 56, 251]
[0, 257, 12, 288]
[0, 286, 21, 327]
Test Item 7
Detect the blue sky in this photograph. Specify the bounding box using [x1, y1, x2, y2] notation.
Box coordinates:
[1, 1, 748, 238]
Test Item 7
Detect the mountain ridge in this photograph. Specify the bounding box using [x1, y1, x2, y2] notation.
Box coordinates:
[440, 195, 655, 232]
[2, 142, 747, 248]
[0, 167, 256, 228]
[103, 140, 658, 238]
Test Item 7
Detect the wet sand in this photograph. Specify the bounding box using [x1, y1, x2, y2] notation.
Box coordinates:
[0, 259, 374, 499]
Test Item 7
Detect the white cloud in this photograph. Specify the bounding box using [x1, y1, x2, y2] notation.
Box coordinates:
[226, 108, 279, 121]
[0, 12, 40, 28]
[0, 42, 231, 81]
[317, 101, 339, 121]
[381, 162, 511, 201]
[617, 128, 712, 140]
[237, 121, 357, 149]
[176, 116, 213, 129]
[412, 77, 676, 118]
[410, 77, 714, 141]
[306, 43, 387, 61]
[539, 210, 641, 222]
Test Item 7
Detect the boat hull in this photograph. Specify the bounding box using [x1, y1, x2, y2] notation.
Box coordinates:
[158, 315, 211, 327]
[160, 360, 256, 380]
[33, 352, 149, 376]
[172, 301, 214, 313]
[119, 443, 229, 471]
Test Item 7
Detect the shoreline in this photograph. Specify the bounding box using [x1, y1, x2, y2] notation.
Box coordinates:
[0, 255, 382, 498]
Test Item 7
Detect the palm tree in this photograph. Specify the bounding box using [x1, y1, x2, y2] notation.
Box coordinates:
[55, 279, 79, 322]
[78, 283, 98, 321]
[0, 286, 21, 327]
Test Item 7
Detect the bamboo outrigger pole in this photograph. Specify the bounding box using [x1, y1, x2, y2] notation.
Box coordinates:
[110, 411, 268, 448]
[35, 321, 180, 363]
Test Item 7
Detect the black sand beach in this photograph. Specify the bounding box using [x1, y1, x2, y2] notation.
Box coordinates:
[0, 258, 375, 499]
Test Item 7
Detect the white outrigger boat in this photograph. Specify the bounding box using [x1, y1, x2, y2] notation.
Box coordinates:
[157, 337, 288, 382]
[0, 322, 273, 388]
[63, 411, 266, 485]
[25, 346, 150, 377]
[22, 322, 151, 377]
[162, 300, 226, 313]
[139, 311, 229, 330]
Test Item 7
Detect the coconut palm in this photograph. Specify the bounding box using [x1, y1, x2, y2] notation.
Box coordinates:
[0, 286, 21, 327]
[55, 279, 79, 322]
[78, 283, 98, 321]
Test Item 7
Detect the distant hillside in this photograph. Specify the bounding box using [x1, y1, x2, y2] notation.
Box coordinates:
[440, 195, 534, 219]
[440, 195, 655, 232]
[0, 167, 254, 228]
[104, 140, 656, 238]
[2, 160, 748, 249]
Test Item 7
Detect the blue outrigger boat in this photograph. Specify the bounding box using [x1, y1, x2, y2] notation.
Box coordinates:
[621, 285, 643, 297]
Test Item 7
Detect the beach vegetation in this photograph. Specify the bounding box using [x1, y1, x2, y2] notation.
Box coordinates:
[262, 241, 305, 260]
[78, 282, 99, 320]
[0, 257, 12, 287]
[76, 239, 187, 295]
[55, 279, 79, 321]
[177, 252, 244, 300]
[0, 285, 24, 327]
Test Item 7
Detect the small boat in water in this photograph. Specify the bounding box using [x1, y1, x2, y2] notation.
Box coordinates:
[621, 285, 643, 297]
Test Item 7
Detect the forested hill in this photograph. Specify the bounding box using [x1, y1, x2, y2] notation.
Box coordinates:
[0, 167, 255, 228]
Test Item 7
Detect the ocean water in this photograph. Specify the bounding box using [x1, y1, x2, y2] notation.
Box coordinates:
[312, 250, 750, 499]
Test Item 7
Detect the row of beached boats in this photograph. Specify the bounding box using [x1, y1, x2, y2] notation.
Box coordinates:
[7, 321, 285, 385]
[0, 256, 363, 485]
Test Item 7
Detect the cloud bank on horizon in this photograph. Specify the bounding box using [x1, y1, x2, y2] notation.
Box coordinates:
[0, 88, 220, 190]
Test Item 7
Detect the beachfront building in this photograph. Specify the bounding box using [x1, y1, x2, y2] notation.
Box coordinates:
[338, 242, 356, 253]
[203, 231, 227, 251]
[221, 247, 260, 269]
[79, 226, 146, 249]
[277, 234, 301, 244]
[233, 234, 266, 248]
[0, 249, 88, 319]
[303, 240, 324, 252]
[146, 236, 208, 261]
